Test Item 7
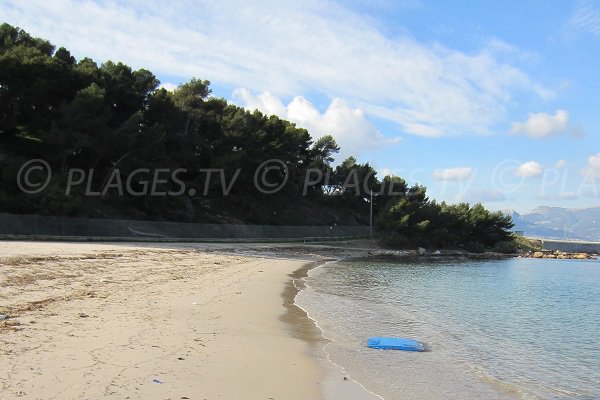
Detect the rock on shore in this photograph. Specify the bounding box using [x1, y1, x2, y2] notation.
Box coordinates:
[522, 250, 595, 260]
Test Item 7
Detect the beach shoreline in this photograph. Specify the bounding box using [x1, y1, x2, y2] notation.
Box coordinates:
[0, 241, 383, 400]
[295, 258, 521, 400]
[0, 242, 320, 399]
[1, 240, 526, 400]
[283, 260, 384, 400]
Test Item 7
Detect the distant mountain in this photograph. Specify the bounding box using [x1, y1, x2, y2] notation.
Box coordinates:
[507, 207, 600, 241]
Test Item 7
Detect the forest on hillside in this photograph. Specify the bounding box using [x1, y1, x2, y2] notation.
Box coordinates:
[0, 23, 515, 251]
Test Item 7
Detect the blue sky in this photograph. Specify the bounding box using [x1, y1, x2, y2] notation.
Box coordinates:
[1, 0, 599, 212]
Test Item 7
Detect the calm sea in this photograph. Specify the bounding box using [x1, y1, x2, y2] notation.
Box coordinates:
[295, 258, 600, 400]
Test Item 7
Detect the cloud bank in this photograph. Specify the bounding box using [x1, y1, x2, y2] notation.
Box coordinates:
[0, 0, 551, 139]
[232, 88, 401, 160]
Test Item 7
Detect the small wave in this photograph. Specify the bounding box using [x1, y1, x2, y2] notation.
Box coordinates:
[294, 260, 384, 400]
[294, 258, 600, 399]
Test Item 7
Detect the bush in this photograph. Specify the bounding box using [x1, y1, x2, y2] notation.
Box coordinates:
[465, 241, 486, 253]
[491, 241, 517, 254]
[379, 234, 410, 249]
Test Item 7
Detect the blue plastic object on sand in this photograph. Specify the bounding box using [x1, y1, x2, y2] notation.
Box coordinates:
[368, 337, 424, 352]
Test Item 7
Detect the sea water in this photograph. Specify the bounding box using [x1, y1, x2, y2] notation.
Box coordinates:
[295, 258, 600, 399]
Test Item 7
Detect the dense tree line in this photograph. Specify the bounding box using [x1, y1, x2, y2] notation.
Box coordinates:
[377, 197, 515, 252]
[0, 23, 514, 251]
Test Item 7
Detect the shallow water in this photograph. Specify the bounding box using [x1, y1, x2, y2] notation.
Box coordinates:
[295, 258, 600, 400]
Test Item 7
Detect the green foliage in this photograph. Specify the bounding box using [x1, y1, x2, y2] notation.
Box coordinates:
[513, 235, 542, 252]
[173, 78, 211, 110]
[311, 135, 340, 165]
[0, 23, 515, 250]
[377, 197, 515, 251]
[491, 241, 518, 254]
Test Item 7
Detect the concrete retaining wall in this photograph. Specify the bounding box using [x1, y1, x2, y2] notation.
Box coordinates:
[540, 239, 600, 254]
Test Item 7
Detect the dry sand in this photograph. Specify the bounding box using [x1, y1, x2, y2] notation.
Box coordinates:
[0, 241, 334, 399]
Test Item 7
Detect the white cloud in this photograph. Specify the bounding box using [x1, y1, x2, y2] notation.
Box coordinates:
[484, 38, 543, 68]
[515, 161, 544, 178]
[232, 88, 401, 160]
[233, 89, 287, 117]
[510, 110, 569, 139]
[555, 159, 567, 169]
[379, 168, 394, 178]
[581, 153, 600, 181]
[567, 0, 600, 37]
[432, 167, 473, 181]
[159, 82, 178, 92]
[0, 0, 551, 138]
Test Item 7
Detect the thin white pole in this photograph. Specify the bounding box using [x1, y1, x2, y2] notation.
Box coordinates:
[370, 189, 373, 240]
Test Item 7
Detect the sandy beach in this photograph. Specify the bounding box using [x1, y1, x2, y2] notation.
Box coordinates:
[0, 241, 377, 400]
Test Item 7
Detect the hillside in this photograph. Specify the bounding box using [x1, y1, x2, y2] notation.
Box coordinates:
[0, 23, 514, 251]
[511, 207, 600, 241]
